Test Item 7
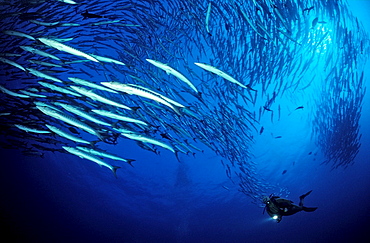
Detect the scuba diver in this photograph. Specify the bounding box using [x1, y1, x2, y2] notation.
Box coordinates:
[262, 190, 318, 223]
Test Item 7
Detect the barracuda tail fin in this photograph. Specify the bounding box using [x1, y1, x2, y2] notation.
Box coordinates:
[112, 166, 120, 178]
[126, 159, 135, 167]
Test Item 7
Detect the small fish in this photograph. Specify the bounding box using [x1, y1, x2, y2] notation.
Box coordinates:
[274, 136, 282, 139]
[82, 10, 105, 19]
[311, 17, 318, 29]
[295, 106, 304, 110]
[282, 170, 287, 175]
[259, 126, 264, 135]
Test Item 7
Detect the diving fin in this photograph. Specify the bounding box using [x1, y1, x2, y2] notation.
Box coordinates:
[302, 206, 318, 212]
[299, 190, 313, 200]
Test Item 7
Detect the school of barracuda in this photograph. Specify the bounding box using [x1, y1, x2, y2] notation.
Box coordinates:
[0, 0, 369, 200]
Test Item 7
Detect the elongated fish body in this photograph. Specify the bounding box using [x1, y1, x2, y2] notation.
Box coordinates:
[14, 124, 51, 134]
[89, 54, 126, 65]
[146, 59, 198, 93]
[34, 101, 64, 113]
[69, 86, 131, 110]
[45, 124, 91, 145]
[62, 146, 120, 177]
[55, 102, 111, 126]
[127, 84, 185, 108]
[205, 2, 212, 34]
[3, 30, 35, 40]
[20, 46, 61, 61]
[68, 77, 118, 93]
[76, 146, 135, 165]
[36, 106, 103, 140]
[38, 38, 99, 62]
[194, 62, 247, 88]
[0, 57, 26, 71]
[101, 82, 180, 115]
[120, 132, 175, 153]
[29, 20, 60, 27]
[19, 90, 47, 98]
[57, 0, 78, 4]
[91, 109, 148, 126]
[27, 68, 64, 83]
[38, 81, 82, 97]
[28, 59, 63, 68]
[0, 85, 30, 98]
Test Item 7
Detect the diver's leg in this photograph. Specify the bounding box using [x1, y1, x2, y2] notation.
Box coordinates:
[299, 190, 313, 206]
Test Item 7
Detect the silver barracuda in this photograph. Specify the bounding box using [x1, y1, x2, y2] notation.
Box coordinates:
[0, 85, 30, 98]
[120, 132, 175, 153]
[0, 57, 26, 71]
[91, 109, 148, 126]
[14, 124, 51, 134]
[28, 59, 63, 68]
[146, 59, 198, 93]
[62, 146, 120, 178]
[20, 46, 61, 61]
[68, 77, 118, 93]
[38, 81, 82, 97]
[45, 124, 92, 145]
[36, 106, 103, 140]
[127, 84, 185, 108]
[89, 54, 126, 65]
[69, 86, 131, 110]
[27, 68, 64, 83]
[205, 2, 212, 34]
[3, 30, 35, 40]
[19, 90, 47, 98]
[76, 146, 135, 166]
[55, 102, 111, 126]
[194, 62, 248, 88]
[38, 38, 99, 62]
[100, 82, 181, 115]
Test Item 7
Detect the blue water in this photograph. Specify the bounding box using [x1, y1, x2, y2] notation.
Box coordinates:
[1, 1, 370, 242]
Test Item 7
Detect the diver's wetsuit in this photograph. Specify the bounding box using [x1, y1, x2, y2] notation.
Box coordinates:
[264, 190, 318, 222]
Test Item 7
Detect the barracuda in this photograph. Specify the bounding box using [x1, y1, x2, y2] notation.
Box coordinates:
[76, 146, 135, 166]
[28, 68, 64, 83]
[70, 86, 131, 110]
[38, 38, 99, 62]
[36, 106, 103, 140]
[89, 54, 126, 65]
[0, 57, 26, 71]
[91, 109, 148, 126]
[19, 90, 47, 98]
[38, 81, 82, 97]
[14, 124, 51, 134]
[194, 62, 248, 88]
[62, 146, 120, 178]
[3, 30, 35, 40]
[20, 46, 61, 61]
[45, 124, 92, 145]
[120, 132, 175, 153]
[0, 85, 30, 98]
[68, 77, 118, 93]
[127, 84, 185, 108]
[55, 102, 111, 127]
[205, 2, 212, 34]
[146, 59, 198, 93]
[101, 82, 181, 115]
